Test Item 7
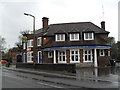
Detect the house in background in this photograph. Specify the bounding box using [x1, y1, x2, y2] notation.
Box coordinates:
[22, 17, 111, 67]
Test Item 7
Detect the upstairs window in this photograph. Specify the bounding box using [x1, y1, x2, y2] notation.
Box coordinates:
[55, 34, 65, 41]
[27, 39, 33, 47]
[37, 37, 42, 46]
[84, 33, 94, 40]
[70, 33, 79, 41]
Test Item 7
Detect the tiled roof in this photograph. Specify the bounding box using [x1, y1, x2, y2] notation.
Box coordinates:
[44, 22, 109, 36]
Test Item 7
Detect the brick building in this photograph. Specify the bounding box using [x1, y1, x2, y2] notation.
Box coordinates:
[22, 17, 111, 67]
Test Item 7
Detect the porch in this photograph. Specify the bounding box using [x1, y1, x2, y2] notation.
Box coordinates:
[43, 46, 111, 67]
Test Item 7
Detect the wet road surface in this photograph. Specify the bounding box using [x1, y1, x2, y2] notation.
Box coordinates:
[2, 67, 119, 89]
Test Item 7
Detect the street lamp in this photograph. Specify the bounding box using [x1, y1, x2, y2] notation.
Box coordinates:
[24, 13, 37, 66]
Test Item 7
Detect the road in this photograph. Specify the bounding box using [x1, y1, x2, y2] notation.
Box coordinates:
[2, 68, 119, 90]
[2, 68, 88, 89]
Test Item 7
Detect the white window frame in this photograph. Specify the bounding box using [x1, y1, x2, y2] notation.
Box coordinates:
[99, 49, 105, 56]
[27, 39, 33, 47]
[108, 51, 110, 56]
[70, 33, 79, 41]
[70, 49, 80, 63]
[23, 43, 26, 49]
[55, 34, 65, 41]
[27, 51, 33, 63]
[83, 49, 93, 62]
[58, 50, 66, 63]
[37, 37, 42, 46]
[48, 51, 53, 58]
[84, 33, 94, 40]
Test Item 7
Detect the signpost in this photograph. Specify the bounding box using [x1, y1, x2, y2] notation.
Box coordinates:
[22, 36, 28, 43]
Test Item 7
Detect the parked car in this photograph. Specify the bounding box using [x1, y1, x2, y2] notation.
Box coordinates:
[0, 60, 8, 64]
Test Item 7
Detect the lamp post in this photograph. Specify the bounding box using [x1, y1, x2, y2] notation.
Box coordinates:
[24, 13, 37, 66]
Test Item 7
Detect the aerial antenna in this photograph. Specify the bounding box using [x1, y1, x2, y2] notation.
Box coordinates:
[101, 0, 105, 21]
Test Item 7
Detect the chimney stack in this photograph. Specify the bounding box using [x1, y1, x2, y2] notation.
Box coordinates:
[42, 17, 49, 32]
[101, 21, 105, 30]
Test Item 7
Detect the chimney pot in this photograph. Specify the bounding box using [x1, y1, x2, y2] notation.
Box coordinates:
[42, 17, 49, 32]
[101, 21, 105, 30]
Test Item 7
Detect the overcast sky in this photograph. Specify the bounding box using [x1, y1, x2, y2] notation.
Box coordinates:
[0, 0, 119, 49]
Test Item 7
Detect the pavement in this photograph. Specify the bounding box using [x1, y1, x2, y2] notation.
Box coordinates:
[2, 65, 119, 89]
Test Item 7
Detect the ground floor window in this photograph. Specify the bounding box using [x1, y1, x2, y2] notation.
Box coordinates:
[58, 50, 66, 63]
[83, 49, 93, 62]
[70, 49, 80, 63]
[27, 51, 33, 63]
[99, 49, 105, 56]
[48, 51, 53, 58]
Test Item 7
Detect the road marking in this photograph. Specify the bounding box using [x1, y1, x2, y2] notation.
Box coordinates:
[3, 74, 23, 80]
[38, 82, 63, 88]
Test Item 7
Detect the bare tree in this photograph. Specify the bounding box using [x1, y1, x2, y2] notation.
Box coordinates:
[0, 36, 6, 51]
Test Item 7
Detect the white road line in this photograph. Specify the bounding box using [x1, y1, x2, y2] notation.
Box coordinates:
[3, 74, 23, 80]
[38, 82, 63, 88]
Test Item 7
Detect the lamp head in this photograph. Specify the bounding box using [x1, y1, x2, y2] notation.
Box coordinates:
[24, 13, 29, 16]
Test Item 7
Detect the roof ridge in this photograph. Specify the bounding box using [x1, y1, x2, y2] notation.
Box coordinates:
[50, 22, 91, 26]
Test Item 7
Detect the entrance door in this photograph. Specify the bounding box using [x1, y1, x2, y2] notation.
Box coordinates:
[38, 51, 42, 63]
[58, 50, 66, 63]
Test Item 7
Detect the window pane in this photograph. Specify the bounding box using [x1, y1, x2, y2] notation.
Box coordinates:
[72, 51, 74, 54]
[72, 56, 74, 61]
[85, 55, 87, 61]
[58, 35, 60, 40]
[88, 50, 91, 54]
[85, 50, 87, 54]
[31, 52, 33, 56]
[75, 34, 78, 39]
[75, 51, 78, 54]
[75, 56, 78, 61]
[89, 33, 92, 39]
[71, 34, 74, 39]
[60, 56, 62, 61]
[63, 56, 65, 61]
[31, 40, 33, 46]
[88, 55, 91, 61]
[61, 34, 63, 40]
[85, 33, 88, 39]
[37, 37, 41, 45]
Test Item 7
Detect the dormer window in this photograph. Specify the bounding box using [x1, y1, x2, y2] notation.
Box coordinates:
[70, 33, 79, 41]
[84, 33, 94, 40]
[55, 34, 65, 41]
